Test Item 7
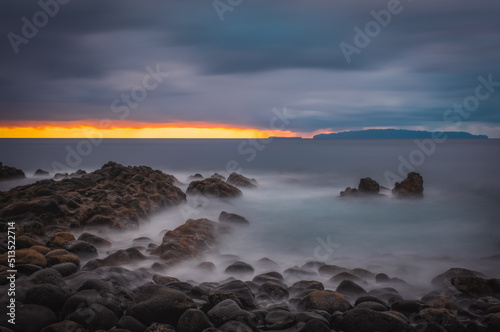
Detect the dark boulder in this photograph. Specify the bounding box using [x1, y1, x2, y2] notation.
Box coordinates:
[0, 162, 25, 180]
[65, 240, 98, 259]
[226, 173, 257, 188]
[207, 299, 252, 327]
[177, 309, 214, 332]
[431, 268, 487, 286]
[187, 178, 242, 198]
[225, 261, 254, 275]
[40, 320, 88, 332]
[297, 290, 351, 314]
[451, 277, 500, 298]
[265, 310, 295, 330]
[24, 284, 71, 312]
[34, 169, 50, 176]
[218, 211, 249, 225]
[335, 308, 409, 332]
[392, 172, 424, 198]
[77, 232, 112, 248]
[358, 177, 380, 194]
[414, 308, 463, 332]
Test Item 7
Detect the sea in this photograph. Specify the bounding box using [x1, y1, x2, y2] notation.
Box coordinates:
[1, 138, 499, 294]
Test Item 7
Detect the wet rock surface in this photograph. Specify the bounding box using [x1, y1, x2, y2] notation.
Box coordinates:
[0, 162, 25, 181]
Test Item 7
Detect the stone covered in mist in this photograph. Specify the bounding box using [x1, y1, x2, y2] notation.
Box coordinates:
[0, 161, 25, 180]
[218, 211, 249, 225]
[340, 177, 380, 197]
[187, 178, 242, 198]
[227, 172, 258, 188]
[392, 172, 424, 198]
[0, 161, 186, 230]
[34, 169, 50, 176]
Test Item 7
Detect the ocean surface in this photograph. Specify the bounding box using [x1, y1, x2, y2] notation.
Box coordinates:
[1, 138, 499, 292]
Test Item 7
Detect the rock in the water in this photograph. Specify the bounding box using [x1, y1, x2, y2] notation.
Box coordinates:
[177, 309, 214, 332]
[336, 280, 367, 298]
[45, 249, 80, 267]
[127, 284, 196, 326]
[358, 177, 380, 194]
[77, 232, 112, 248]
[151, 219, 228, 266]
[335, 308, 409, 332]
[265, 309, 295, 330]
[298, 319, 331, 332]
[258, 282, 289, 301]
[297, 290, 351, 314]
[0, 248, 47, 268]
[451, 276, 500, 298]
[0, 162, 25, 181]
[392, 172, 424, 198]
[40, 320, 88, 332]
[414, 308, 462, 332]
[34, 169, 49, 176]
[207, 299, 252, 327]
[226, 172, 258, 188]
[65, 240, 98, 259]
[218, 211, 249, 225]
[225, 261, 254, 275]
[211, 173, 226, 181]
[24, 284, 71, 311]
[187, 178, 242, 198]
[8, 304, 57, 332]
[116, 315, 148, 332]
[431, 268, 487, 286]
[46, 232, 76, 249]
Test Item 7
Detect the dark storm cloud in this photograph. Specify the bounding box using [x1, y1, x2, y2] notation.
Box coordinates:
[0, 0, 499, 136]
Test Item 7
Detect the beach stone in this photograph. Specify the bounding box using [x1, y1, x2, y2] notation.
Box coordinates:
[25, 268, 66, 287]
[291, 280, 324, 291]
[0, 249, 47, 267]
[219, 320, 253, 332]
[218, 211, 249, 224]
[213, 280, 259, 310]
[451, 277, 500, 298]
[488, 313, 500, 331]
[298, 319, 331, 332]
[356, 301, 389, 312]
[30, 245, 51, 255]
[207, 299, 252, 327]
[297, 290, 351, 314]
[227, 172, 257, 188]
[225, 261, 254, 275]
[47, 232, 75, 249]
[432, 268, 487, 286]
[177, 309, 214, 332]
[284, 266, 318, 279]
[187, 178, 242, 198]
[127, 284, 196, 326]
[24, 284, 71, 312]
[368, 287, 403, 304]
[252, 274, 282, 286]
[336, 308, 409, 332]
[153, 274, 180, 285]
[66, 303, 118, 330]
[392, 172, 424, 197]
[256, 257, 279, 269]
[65, 240, 98, 259]
[16, 236, 45, 249]
[265, 309, 295, 330]
[116, 315, 148, 332]
[318, 264, 347, 276]
[77, 232, 112, 248]
[46, 249, 80, 267]
[376, 273, 392, 283]
[197, 262, 216, 272]
[258, 282, 289, 301]
[391, 300, 427, 318]
[330, 271, 365, 284]
[51, 262, 78, 277]
[145, 323, 177, 331]
[34, 169, 49, 176]
[40, 320, 88, 332]
[211, 173, 226, 181]
[16, 264, 43, 276]
[336, 280, 367, 298]
[424, 296, 458, 310]
[10, 304, 57, 332]
[414, 308, 463, 332]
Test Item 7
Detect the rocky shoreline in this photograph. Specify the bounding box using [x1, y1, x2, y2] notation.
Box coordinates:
[0, 162, 499, 332]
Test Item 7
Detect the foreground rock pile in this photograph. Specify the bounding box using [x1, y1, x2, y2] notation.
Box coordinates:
[340, 172, 424, 198]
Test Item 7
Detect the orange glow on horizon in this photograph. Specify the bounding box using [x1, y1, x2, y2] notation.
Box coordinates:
[0, 120, 316, 139]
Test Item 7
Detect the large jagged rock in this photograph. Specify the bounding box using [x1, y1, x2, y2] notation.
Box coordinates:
[0, 162, 25, 181]
[151, 219, 229, 266]
[392, 172, 424, 198]
[186, 178, 242, 198]
[0, 162, 186, 230]
[340, 177, 380, 197]
[226, 172, 258, 188]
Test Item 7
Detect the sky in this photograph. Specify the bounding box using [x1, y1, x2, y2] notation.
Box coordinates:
[0, 0, 499, 138]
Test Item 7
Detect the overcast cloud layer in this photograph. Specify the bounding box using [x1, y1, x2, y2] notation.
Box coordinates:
[1, 0, 499, 136]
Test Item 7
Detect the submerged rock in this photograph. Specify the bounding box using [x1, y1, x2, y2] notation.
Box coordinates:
[34, 169, 49, 176]
[392, 172, 424, 198]
[340, 177, 380, 197]
[218, 211, 249, 225]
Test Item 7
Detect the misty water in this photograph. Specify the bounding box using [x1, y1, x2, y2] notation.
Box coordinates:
[1, 138, 499, 297]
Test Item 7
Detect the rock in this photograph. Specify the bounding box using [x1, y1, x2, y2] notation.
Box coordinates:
[24, 268, 66, 287]
[8, 304, 57, 332]
[318, 264, 347, 276]
[291, 280, 324, 291]
[151, 219, 228, 266]
[0, 248, 47, 267]
[66, 303, 118, 330]
[211, 173, 226, 181]
[197, 262, 216, 272]
[488, 313, 500, 332]
[46, 232, 76, 249]
[207, 299, 251, 327]
[295, 311, 330, 325]
[391, 300, 427, 318]
[424, 296, 458, 310]
[253, 272, 284, 285]
[213, 280, 259, 310]
[258, 282, 289, 301]
[177, 309, 214, 332]
[219, 321, 253, 332]
[330, 271, 365, 284]
[24, 284, 71, 311]
[336, 280, 367, 298]
[34, 169, 49, 176]
[256, 257, 279, 269]
[116, 315, 148, 332]
[65, 240, 98, 259]
[40, 320, 88, 332]
[16, 264, 43, 276]
[356, 301, 389, 312]
[51, 262, 78, 277]
[368, 288, 403, 304]
[0, 162, 25, 180]
[358, 177, 380, 194]
[340, 187, 359, 197]
[46, 249, 80, 266]
[153, 274, 181, 285]
[376, 273, 392, 283]
[218, 211, 249, 225]
[298, 319, 331, 332]
[336, 308, 409, 332]
[451, 277, 500, 298]
[187, 178, 242, 198]
[145, 323, 177, 332]
[16, 235, 45, 249]
[265, 310, 295, 330]
[297, 290, 352, 314]
[414, 308, 463, 332]
[226, 173, 257, 188]
[432, 268, 487, 286]
[284, 266, 318, 279]
[77, 232, 112, 248]
[30, 245, 51, 255]
[392, 172, 424, 198]
[127, 284, 196, 326]
[225, 261, 254, 275]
